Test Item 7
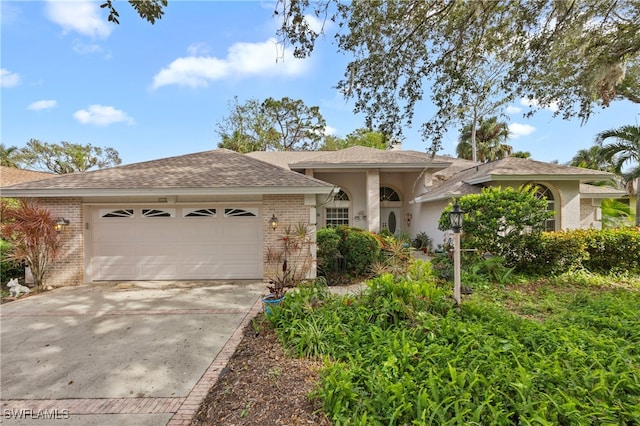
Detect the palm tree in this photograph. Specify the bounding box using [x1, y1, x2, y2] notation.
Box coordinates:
[457, 117, 512, 163]
[601, 199, 633, 228]
[595, 125, 640, 226]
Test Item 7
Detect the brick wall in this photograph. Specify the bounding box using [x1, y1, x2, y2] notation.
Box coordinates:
[262, 195, 315, 285]
[35, 197, 84, 287]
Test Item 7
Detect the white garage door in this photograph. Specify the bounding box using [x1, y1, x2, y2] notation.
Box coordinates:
[90, 206, 262, 280]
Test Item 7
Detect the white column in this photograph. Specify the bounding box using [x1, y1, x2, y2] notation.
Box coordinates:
[366, 169, 380, 233]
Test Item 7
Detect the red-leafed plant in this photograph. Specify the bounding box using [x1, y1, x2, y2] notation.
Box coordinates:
[1, 199, 61, 288]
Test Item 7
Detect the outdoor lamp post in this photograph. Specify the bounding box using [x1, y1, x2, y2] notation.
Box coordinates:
[449, 201, 465, 305]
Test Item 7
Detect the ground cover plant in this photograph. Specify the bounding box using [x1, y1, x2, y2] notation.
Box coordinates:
[267, 265, 640, 425]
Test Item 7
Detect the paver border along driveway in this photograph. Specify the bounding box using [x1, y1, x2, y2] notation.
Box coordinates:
[0, 281, 265, 426]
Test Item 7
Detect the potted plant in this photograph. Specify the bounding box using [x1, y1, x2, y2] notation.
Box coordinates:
[263, 223, 313, 313]
[412, 231, 433, 254]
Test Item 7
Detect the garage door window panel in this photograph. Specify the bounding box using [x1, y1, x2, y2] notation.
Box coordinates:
[183, 208, 217, 218]
[100, 209, 134, 218]
[224, 208, 258, 217]
[142, 208, 175, 218]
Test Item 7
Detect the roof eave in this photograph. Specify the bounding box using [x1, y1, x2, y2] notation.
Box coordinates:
[0, 186, 336, 198]
[291, 162, 452, 170]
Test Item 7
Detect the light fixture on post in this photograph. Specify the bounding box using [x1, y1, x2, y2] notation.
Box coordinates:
[449, 200, 465, 305]
[54, 217, 70, 234]
[270, 214, 279, 231]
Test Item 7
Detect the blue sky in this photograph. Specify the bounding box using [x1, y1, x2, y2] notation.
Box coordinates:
[2, 1, 639, 167]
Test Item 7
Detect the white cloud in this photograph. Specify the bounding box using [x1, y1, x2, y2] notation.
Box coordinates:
[73, 104, 135, 126]
[72, 40, 103, 55]
[186, 42, 210, 56]
[152, 38, 307, 89]
[27, 99, 57, 111]
[509, 123, 536, 138]
[324, 125, 337, 136]
[506, 105, 521, 114]
[0, 68, 21, 88]
[46, 0, 112, 39]
[520, 97, 559, 112]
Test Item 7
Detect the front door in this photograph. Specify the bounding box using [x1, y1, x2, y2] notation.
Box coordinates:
[380, 208, 400, 234]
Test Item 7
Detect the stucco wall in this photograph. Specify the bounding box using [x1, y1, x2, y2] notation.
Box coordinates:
[580, 198, 602, 229]
[37, 197, 84, 287]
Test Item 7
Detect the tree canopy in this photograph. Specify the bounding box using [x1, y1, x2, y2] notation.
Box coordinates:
[319, 128, 388, 151]
[16, 140, 122, 174]
[216, 97, 326, 152]
[100, 0, 167, 25]
[276, 0, 640, 153]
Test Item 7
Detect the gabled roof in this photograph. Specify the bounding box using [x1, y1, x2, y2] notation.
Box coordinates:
[1, 166, 54, 186]
[414, 157, 617, 203]
[579, 183, 627, 198]
[463, 157, 614, 184]
[0, 149, 335, 198]
[249, 146, 453, 170]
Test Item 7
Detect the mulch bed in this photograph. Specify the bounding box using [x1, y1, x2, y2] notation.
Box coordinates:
[191, 315, 332, 426]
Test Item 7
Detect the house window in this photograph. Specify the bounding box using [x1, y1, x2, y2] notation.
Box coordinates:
[326, 208, 350, 226]
[326, 190, 350, 226]
[534, 185, 556, 231]
[380, 187, 400, 202]
[142, 208, 175, 218]
[183, 208, 217, 218]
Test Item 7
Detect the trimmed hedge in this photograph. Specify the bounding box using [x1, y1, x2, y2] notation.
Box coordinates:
[507, 227, 640, 275]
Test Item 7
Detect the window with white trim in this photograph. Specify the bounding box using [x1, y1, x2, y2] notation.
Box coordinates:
[326, 208, 350, 226]
[326, 190, 350, 226]
[534, 185, 556, 231]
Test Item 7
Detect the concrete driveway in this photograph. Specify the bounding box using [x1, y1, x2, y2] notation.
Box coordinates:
[0, 280, 265, 426]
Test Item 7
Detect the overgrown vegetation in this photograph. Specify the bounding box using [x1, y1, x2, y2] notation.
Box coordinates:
[267, 265, 640, 425]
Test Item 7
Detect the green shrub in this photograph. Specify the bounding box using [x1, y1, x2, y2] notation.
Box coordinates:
[316, 227, 342, 274]
[1, 240, 24, 284]
[578, 227, 640, 273]
[316, 226, 383, 279]
[343, 229, 382, 276]
[438, 185, 553, 256]
[507, 228, 640, 276]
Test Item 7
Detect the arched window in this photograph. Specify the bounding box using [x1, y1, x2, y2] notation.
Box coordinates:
[534, 184, 556, 231]
[326, 190, 350, 226]
[380, 187, 400, 202]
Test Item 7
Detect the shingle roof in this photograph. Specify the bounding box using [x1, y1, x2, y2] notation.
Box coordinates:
[414, 157, 616, 203]
[249, 146, 453, 170]
[0, 149, 335, 197]
[463, 157, 614, 183]
[0, 166, 54, 186]
[580, 183, 627, 198]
